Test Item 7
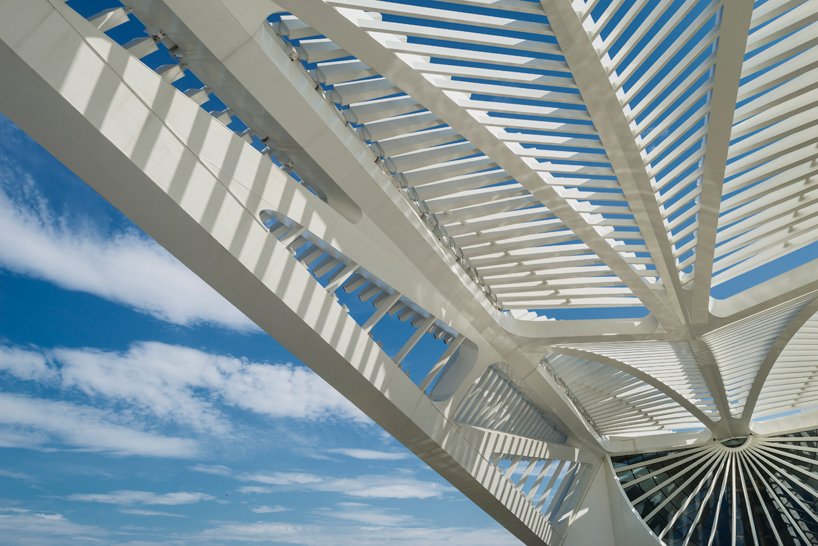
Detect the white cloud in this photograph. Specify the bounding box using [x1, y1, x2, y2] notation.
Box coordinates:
[0, 177, 254, 331]
[200, 522, 301, 543]
[327, 448, 409, 461]
[0, 346, 56, 382]
[69, 490, 214, 506]
[0, 469, 33, 481]
[0, 342, 366, 432]
[120, 509, 189, 518]
[193, 465, 447, 500]
[315, 475, 448, 500]
[251, 505, 290, 514]
[0, 508, 106, 546]
[321, 502, 412, 526]
[237, 486, 274, 495]
[190, 464, 233, 477]
[0, 393, 198, 458]
[0, 429, 50, 450]
[242, 472, 323, 486]
[198, 520, 521, 546]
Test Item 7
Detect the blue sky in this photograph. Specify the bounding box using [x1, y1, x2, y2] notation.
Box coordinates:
[0, 113, 520, 545]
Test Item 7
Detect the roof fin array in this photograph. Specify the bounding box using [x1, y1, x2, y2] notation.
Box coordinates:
[714, 0, 818, 291]
[273, 2, 676, 318]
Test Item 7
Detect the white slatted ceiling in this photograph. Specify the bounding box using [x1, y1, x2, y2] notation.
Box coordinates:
[578, 0, 723, 281]
[560, 341, 720, 418]
[547, 353, 704, 436]
[714, 0, 818, 288]
[702, 293, 815, 417]
[755, 309, 818, 420]
[275, 1, 662, 313]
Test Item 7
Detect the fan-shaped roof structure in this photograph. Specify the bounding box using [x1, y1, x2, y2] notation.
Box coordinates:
[2, 0, 817, 543]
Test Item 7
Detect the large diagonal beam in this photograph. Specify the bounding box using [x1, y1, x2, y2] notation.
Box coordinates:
[539, 0, 689, 328]
[276, 0, 683, 333]
[0, 2, 583, 542]
[687, 2, 754, 326]
[121, 0, 604, 447]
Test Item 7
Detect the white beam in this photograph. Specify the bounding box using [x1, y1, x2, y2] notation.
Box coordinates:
[0, 2, 569, 542]
[539, 0, 689, 328]
[689, 1, 755, 326]
[710, 259, 818, 325]
[123, 0, 608, 447]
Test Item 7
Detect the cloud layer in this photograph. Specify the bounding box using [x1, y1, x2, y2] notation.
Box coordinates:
[0, 508, 105, 546]
[0, 393, 198, 458]
[0, 176, 255, 331]
[0, 341, 366, 456]
[198, 520, 521, 546]
[327, 448, 409, 461]
[69, 490, 214, 506]
[0, 341, 364, 428]
[194, 464, 448, 500]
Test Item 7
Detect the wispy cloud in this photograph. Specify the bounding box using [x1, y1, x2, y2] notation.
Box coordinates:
[191, 464, 234, 477]
[0, 341, 367, 433]
[243, 472, 323, 486]
[0, 393, 198, 458]
[327, 448, 409, 461]
[0, 508, 106, 546]
[237, 486, 274, 495]
[0, 469, 33, 481]
[120, 508, 190, 518]
[320, 502, 413, 526]
[198, 520, 521, 545]
[315, 475, 448, 499]
[0, 173, 255, 331]
[69, 490, 214, 506]
[193, 465, 448, 500]
[251, 505, 290, 514]
[0, 346, 56, 382]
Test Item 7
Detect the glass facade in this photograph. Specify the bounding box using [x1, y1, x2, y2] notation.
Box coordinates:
[612, 429, 818, 545]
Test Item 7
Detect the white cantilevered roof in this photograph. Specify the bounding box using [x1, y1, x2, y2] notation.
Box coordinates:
[263, 0, 818, 333]
[5, 0, 818, 543]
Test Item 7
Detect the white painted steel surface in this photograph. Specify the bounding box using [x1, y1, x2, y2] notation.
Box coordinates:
[2, 0, 818, 544]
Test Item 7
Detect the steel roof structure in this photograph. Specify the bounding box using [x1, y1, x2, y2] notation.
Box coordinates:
[1, 0, 817, 543]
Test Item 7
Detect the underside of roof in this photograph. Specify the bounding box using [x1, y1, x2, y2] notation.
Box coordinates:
[269, 0, 818, 327]
[5, 0, 818, 544]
